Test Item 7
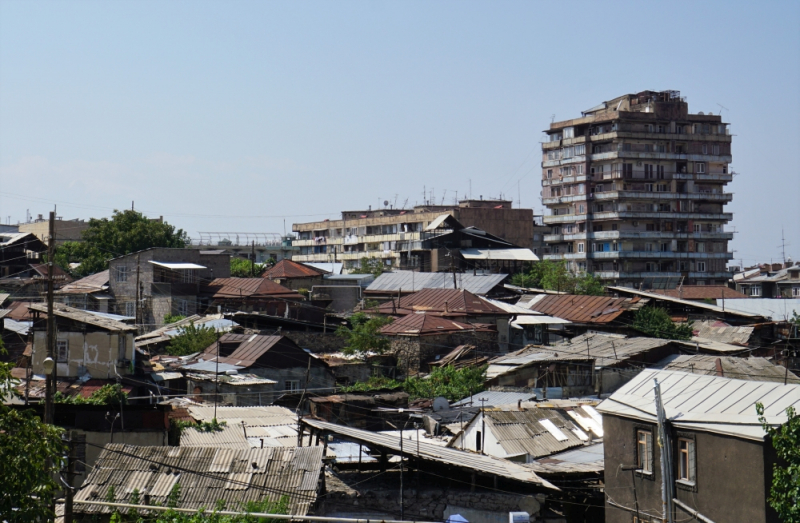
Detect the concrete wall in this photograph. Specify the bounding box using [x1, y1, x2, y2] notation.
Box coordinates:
[31, 330, 135, 378]
[19, 218, 88, 245]
[451, 412, 511, 459]
[603, 414, 775, 523]
[187, 378, 276, 406]
[249, 366, 336, 395]
[283, 332, 348, 353]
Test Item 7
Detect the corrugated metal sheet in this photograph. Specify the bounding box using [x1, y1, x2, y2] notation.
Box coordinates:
[209, 449, 238, 472]
[598, 369, 800, 440]
[264, 259, 328, 279]
[180, 425, 251, 449]
[522, 295, 633, 324]
[553, 332, 675, 368]
[74, 444, 322, 516]
[28, 303, 136, 332]
[300, 418, 558, 490]
[655, 354, 800, 384]
[460, 248, 539, 261]
[692, 320, 753, 345]
[608, 286, 762, 319]
[203, 278, 302, 300]
[652, 286, 748, 300]
[528, 442, 604, 475]
[380, 313, 488, 336]
[480, 409, 587, 459]
[188, 406, 297, 427]
[366, 271, 507, 296]
[375, 288, 508, 316]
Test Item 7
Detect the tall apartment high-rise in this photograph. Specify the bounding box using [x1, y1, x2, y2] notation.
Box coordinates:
[541, 90, 734, 288]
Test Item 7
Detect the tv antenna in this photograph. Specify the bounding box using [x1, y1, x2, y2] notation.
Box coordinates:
[550, 114, 556, 123]
[717, 103, 728, 116]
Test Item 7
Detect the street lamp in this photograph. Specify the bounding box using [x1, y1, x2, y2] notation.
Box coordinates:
[43, 356, 55, 375]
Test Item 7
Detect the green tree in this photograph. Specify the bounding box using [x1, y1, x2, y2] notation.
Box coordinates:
[55, 209, 189, 276]
[757, 402, 800, 522]
[164, 314, 187, 325]
[230, 257, 267, 277]
[511, 260, 604, 295]
[166, 322, 220, 356]
[632, 306, 693, 340]
[404, 364, 487, 401]
[336, 313, 393, 357]
[350, 257, 386, 278]
[54, 383, 128, 406]
[0, 359, 67, 522]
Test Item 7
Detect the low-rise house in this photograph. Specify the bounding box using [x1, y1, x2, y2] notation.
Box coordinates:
[135, 313, 240, 353]
[262, 259, 328, 290]
[184, 365, 277, 406]
[0, 232, 47, 278]
[108, 247, 230, 329]
[201, 277, 305, 312]
[734, 262, 800, 298]
[185, 333, 335, 395]
[598, 369, 798, 523]
[379, 312, 497, 375]
[449, 405, 603, 464]
[54, 270, 112, 312]
[0, 262, 72, 299]
[28, 303, 137, 379]
[364, 270, 510, 300]
[73, 444, 325, 520]
[484, 347, 596, 398]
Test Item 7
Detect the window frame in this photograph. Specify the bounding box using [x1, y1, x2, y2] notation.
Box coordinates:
[285, 380, 300, 393]
[635, 427, 654, 476]
[116, 265, 128, 283]
[676, 433, 698, 491]
[56, 339, 69, 363]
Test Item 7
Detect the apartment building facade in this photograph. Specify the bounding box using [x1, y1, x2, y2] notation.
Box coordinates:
[541, 90, 734, 288]
[291, 200, 533, 272]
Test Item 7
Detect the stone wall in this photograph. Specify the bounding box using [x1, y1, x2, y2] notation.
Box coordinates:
[284, 331, 347, 353]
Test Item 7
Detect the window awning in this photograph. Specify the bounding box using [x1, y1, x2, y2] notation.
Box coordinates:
[148, 261, 207, 270]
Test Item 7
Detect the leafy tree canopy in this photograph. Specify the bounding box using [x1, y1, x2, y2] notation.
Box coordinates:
[341, 376, 403, 393]
[350, 257, 386, 278]
[106, 491, 290, 522]
[510, 260, 604, 295]
[757, 403, 800, 522]
[54, 383, 128, 406]
[404, 364, 487, 401]
[55, 210, 189, 276]
[336, 313, 393, 357]
[632, 306, 693, 340]
[0, 352, 67, 522]
[164, 314, 187, 325]
[166, 322, 220, 356]
[230, 257, 267, 277]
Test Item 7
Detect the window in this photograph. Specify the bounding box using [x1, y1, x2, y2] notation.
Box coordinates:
[567, 243, 574, 253]
[645, 243, 654, 252]
[644, 164, 654, 179]
[563, 127, 574, 139]
[696, 162, 706, 174]
[57, 340, 68, 363]
[645, 183, 654, 192]
[577, 262, 587, 272]
[657, 184, 668, 192]
[116, 266, 128, 283]
[285, 380, 300, 393]
[547, 169, 553, 179]
[177, 299, 188, 316]
[677, 438, 696, 484]
[702, 144, 708, 155]
[578, 242, 585, 253]
[578, 204, 585, 214]
[119, 335, 127, 362]
[637, 430, 653, 473]
[125, 302, 135, 318]
[693, 223, 701, 233]
[575, 144, 586, 156]
[696, 242, 705, 253]
[476, 430, 482, 452]
[697, 262, 707, 272]
[792, 287, 800, 297]
[750, 286, 761, 297]
[712, 144, 719, 155]
[645, 262, 657, 272]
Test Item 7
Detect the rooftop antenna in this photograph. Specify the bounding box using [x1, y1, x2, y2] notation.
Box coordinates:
[716, 103, 728, 116]
[441, 189, 447, 205]
[402, 198, 408, 209]
[550, 114, 556, 123]
[393, 194, 398, 208]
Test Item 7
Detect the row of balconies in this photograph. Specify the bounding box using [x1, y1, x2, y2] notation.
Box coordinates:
[543, 172, 733, 187]
[543, 251, 733, 261]
[542, 130, 732, 151]
[542, 191, 733, 206]
[593, 271, 732, 280]
[544, 231, 734, 242]
[293, 231, 425, 248]
[543, 212, 733, 224]
[293, 251, 400, 263]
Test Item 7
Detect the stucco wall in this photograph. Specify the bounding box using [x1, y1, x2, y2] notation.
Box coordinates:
[31, 330, 134, 378]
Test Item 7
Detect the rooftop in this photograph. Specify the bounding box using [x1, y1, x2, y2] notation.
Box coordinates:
[374, 288, 508, 316]
[365, 271, 508, 296]
[28, 303, 137, 332]
[73, 444, 324, 515]
[651, 285, 748, 300]
[654, 354, 799, 384]
[55, 270, 110, 295]
[519, 294, 639, 324]
[597, 369, 800, 441]
[202, 278, 303, 300]
[263, 259, 328, 279]
[379, 313, 493, 336]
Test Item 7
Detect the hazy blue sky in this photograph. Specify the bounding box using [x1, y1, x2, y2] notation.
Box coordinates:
[1, 0, 798, 265]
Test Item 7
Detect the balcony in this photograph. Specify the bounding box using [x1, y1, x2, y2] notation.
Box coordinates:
[589, 211, 733, 221]
[543, 253, 588, 260]
[592, 191, 733, 203]
[591, 271, 732, 280]
[544, 231, 734, 242]
[588, 251, 734, 260]
[542, 175, 588, 187]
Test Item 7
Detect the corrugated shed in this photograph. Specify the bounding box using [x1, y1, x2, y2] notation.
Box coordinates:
[554, 332, 675, 368]
[522, 295, 634, 323]
[300, 418, 558, 490]
[203, 278, 303, 300]
[597, 369, 800, 440]
[482, 409, 587, 458]
[366, 271, 507, 296]
[452, 391, 537, 407]
[74, 445, 323, 515]
[28, 303, 136, 332]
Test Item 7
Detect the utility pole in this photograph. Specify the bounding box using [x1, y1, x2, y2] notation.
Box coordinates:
[399, 425, 404, 521]
[64, 431, 77, 523]
[214, 339, 220, 420]
[251, 240, 256, 277]
[134, 254, 141, 332]
[654, 378, 674, 523]
[480, 398, 487, 455]
[45, 211, 56, 425]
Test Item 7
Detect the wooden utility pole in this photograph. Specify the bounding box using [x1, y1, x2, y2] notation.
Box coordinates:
[251, 240, 256, 277]
[64, 431, 77, 523]
[45, 211, 56, 425]
[134, 254, 141, 332]
[654, 378, 674, 523]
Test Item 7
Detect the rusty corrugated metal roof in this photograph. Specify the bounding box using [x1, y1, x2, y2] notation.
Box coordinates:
[652, 286, 748, 300]
[203, 278, 303, 300]
[524, 294, 634, 323]
[380, 313, 493, 336]
[263, 259, 327, 279]
[375, 288, 508, 316]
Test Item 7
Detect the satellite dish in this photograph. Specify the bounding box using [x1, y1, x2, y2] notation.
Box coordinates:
[432, 396, 450, 412]
[383, 200, 389, 207]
